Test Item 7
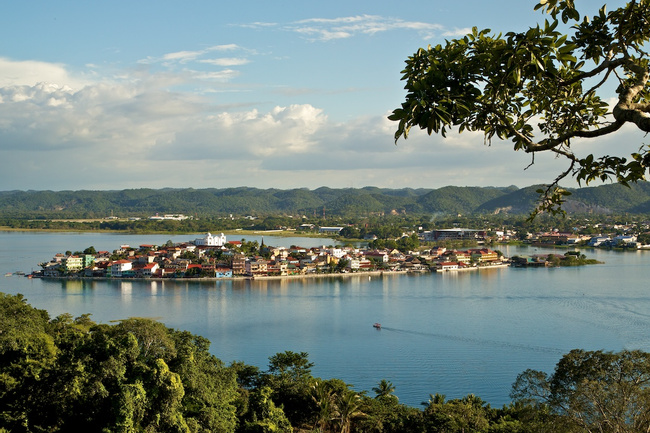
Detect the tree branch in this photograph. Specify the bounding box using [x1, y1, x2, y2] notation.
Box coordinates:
[524, 120, 625, 153]
[559, 57, 626, 87]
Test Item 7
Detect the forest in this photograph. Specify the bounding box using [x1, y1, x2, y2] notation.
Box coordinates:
[2, 183, 650, 221]
[2, 292, 649, 433]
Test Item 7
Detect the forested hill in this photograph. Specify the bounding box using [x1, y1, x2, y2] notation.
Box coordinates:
[1, 183, 650, 218]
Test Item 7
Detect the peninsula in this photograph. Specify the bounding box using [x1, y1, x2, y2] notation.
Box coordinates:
[33, 232, 514, 280]
[28, 232, 606, 281]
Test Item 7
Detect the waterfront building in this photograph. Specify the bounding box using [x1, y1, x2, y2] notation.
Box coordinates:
[612, 235, 637, 246]
[365, 251, 389, 262]
[446, 250, 472, 264]
[246, 259, 269, 276]
[318, 226, 343, 234]
[65, 255, 83, 272]
[346, 257, 361, 270]
[111, 259, 133, 277]
[215, 267, 233, 278]
[232, 254, 247, 275]
[137, 262, 159, 277]
[588, 236, 611, 247]
[470, 248, 499, 263]
[82, 254, 95, 268]
[436, 262, 460, 271]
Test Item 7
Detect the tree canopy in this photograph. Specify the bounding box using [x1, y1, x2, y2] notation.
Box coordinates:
[6, 292, 650, 433]
[390, 0, 650, 215]
[0, 293, 239, 433]
[511, 349, 650, 432]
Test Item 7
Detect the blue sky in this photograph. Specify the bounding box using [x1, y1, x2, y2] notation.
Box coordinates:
[0, 0, 638, 191]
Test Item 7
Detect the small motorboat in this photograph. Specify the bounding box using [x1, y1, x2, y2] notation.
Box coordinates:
[373, 323, 381, 329]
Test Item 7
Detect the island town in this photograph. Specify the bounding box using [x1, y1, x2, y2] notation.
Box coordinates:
[25, 228, 610, 281]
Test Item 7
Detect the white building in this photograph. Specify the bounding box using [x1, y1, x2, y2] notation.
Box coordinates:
[319, 226, 343, 234]
[612, 235, 637, 246]
[588, 236, 610, 247]
[327, 247, 346, 259]
[194, 232, 227, 247]
[111, 260, 133, 277]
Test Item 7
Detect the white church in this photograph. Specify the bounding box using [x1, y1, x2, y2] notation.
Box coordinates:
[194, 232, 227, 247]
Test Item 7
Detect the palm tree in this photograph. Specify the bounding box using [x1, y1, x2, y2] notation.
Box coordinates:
[372, 379, 397, 401]
[311, 381, 335, 433]
[422, 393, 446, 408]
[333, 390, 365, 433]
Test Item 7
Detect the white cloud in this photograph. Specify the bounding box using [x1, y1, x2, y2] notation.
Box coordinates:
[442, 27, 473, 37]
[135, 45, 254, 85]
[0, 57, 90, 89]
[207, 44, 244, 52]
[192, 69, 241, 81]
[152, 45, 252, 65]
[199, 58, 250, 66]
[163, 50, 205, 63]
[283, 15, 445, 41]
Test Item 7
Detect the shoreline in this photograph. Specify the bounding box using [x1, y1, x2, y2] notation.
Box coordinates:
[0, 227, 341, 239]
[33, 264, 513, 283]
[35, 269, 406, 283]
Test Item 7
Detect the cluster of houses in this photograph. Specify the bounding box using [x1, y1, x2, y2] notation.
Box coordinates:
[530, 232, 643, 248]
[36, 232, 508, 279]
[425, 227, 648, 249]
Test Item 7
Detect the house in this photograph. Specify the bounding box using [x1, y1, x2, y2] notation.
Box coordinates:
[269, 247, 289, 260]
[430, 247, 447, 258]
[65, 255, 83, 272]
[588, 236, 610, 247]
[612, 235, 637, 247]
[537, 232, 572, 244]
[246, 259, 269, 277]
[111, 259, 133, 277]
[358, 258, 373, 270]
[227, 240, 242, 248]
[436, 262, 459, 271]
[470, 248, 500, 263]
[42, 262, 63, 277]
[402, 257, 425, 271]
[364, 251, 389, 263]
[136, 262, 159, 278]
[267, 261, 288, 276]
[345, 257, 361, 271]
[215, 267, 233, 278]
[232, 254, 247, 275]
[445, 250, 471, 264]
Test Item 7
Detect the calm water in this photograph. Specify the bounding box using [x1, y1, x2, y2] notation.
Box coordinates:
[2, 231, 649, 407]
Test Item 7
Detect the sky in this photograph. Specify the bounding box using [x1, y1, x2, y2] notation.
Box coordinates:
[0, 0, 641, 192]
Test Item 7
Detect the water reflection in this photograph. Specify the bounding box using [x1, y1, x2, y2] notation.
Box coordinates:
[119, 282, 132, 300]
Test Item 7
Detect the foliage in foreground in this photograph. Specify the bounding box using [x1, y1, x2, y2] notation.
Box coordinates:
[2, 292, 650, 433]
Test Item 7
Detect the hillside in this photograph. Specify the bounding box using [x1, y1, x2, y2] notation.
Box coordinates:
[0, 183, 649, 218]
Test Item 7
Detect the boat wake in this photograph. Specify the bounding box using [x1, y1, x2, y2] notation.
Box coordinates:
[378, 326, 565, 355]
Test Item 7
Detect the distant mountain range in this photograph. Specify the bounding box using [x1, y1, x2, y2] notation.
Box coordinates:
[1, 183, 650, 218]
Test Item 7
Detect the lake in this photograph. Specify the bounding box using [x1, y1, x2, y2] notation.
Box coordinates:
[2, 230, 649, 407]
